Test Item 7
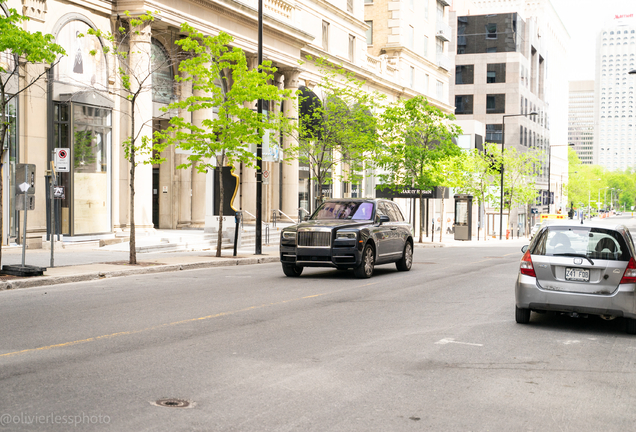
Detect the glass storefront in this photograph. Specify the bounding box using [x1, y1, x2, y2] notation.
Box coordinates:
[53, 19, 112, 236]
[53, 102, 111, 235]
[72, 104, 111, 234]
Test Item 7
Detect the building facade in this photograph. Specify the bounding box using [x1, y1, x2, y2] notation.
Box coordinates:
[593, 15, 636, 171]
[450, 0, 569, 235]
[568, 80, 595, 165]
[4, 0, 455, 247]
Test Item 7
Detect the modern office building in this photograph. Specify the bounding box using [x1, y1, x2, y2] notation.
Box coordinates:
[450, 0, 569, 235]
[593, 15, 636, 171]
[568, 80, 595, 165]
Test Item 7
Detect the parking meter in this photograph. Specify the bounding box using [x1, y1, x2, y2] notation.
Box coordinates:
[233, 211, 243, 257]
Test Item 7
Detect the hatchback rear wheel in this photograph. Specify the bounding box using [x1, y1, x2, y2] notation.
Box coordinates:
[515, 306, 531, 324]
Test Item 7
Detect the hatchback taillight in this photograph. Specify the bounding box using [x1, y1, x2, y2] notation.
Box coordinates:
[620, 257, 636, 284]
[520, 249, 536, 277]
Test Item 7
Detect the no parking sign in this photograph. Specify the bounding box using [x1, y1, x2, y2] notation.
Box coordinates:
[54, 148, 70, 172]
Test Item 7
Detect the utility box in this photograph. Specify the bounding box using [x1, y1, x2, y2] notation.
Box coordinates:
[454, 194, 473, 241]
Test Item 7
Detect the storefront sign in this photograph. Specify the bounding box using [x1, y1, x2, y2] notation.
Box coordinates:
[375, 186, 450, 199]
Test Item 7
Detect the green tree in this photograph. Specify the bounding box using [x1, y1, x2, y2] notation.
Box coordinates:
[378, 96, 461, 242]
[566, 148, 607, 215]
[493, 146, 541, 236]
[289, 56, 382, 210]
[0, 1, 64, 267]
[456, 144, 500, 240]
[155, 24, 292, 257]
[87, 11, 180, 264]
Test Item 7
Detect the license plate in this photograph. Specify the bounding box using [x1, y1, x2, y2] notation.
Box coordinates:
[565, 267, 590, 282]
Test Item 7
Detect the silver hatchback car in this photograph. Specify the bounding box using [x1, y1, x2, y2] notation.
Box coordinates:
[515, 222, 636, 333]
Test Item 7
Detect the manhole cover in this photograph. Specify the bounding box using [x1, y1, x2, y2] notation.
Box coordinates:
[154, 398, 192, 408]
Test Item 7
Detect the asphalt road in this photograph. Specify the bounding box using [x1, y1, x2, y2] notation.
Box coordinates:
[2, 239, 636, 431]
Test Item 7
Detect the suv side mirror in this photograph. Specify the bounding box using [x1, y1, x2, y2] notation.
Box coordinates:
[521, 245, 529, 253]
[379, 215, 390, 224]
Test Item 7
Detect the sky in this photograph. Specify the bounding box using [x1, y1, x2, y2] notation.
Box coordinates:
[551, 0, 635, 82]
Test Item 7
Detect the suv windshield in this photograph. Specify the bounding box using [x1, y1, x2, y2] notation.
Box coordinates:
[531, 226, 631, 262]
[311, 201, 374, 220]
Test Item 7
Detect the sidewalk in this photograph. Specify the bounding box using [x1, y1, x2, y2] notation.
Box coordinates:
[0, 227, 530, 291]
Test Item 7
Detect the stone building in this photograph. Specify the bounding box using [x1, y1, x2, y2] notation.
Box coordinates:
[5, 0, 454, 247]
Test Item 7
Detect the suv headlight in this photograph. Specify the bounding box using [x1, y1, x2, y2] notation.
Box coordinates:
[336, 231, 357, 240]
[282, 231, 296, 240]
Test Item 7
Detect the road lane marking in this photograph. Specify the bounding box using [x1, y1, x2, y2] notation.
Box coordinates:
[435, 338, 483, 347]
[0, 282, 381, 359]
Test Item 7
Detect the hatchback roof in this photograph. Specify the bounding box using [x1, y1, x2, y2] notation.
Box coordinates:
[539, 220, 629, 232]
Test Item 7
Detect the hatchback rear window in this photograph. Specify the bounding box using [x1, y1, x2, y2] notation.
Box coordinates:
[531, 227, 631, 261]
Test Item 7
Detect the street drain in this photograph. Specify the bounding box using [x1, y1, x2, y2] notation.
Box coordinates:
[154, 398, 191, 408]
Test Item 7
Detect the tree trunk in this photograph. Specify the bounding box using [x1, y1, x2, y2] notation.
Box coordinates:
[418, 192, 423, 243]
[129, 111, 137, 265]
[216, 159, 225, 258]
[439, 188, 445, 242]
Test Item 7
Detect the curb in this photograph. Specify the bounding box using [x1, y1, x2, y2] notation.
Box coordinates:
[0, 256, 280, 291]
[413, 242, 446, 248]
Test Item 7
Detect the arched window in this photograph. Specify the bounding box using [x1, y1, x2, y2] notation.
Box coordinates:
[151, 39, 174, 104]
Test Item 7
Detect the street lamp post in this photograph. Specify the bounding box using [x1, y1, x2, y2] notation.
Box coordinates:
[255, 0, 263, 255]
[499, 112, 538, 240]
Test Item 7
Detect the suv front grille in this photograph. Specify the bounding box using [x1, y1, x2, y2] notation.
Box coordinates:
[298, 231, 331, 247]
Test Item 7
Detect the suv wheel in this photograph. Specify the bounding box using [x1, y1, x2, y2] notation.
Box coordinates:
[515, 306, 531, 324]
[396, 241, 413, 271]
[282, 263, 303, 277]
[354, 244, 375, 279]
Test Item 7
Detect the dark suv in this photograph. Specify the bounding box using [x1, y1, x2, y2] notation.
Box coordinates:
[279, 199, 414, 278]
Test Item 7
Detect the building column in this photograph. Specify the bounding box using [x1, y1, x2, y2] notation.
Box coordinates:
[177, 70, 193, 228]
[129, 21, 153, 231]
[280, 68, 301, 219]
[191, 74, 212, 228]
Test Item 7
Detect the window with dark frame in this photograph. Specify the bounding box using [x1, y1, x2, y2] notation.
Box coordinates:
[487, 63, 506, 83]
[486, 94, 505, 114]
[486, 23, 497, 39]
[455, 95, 473, 114]
[455, 65, 474, 84]
[485, 124, 503, 143]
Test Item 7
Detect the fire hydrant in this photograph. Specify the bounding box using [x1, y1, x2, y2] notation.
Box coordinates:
[506, 229, 510, 240]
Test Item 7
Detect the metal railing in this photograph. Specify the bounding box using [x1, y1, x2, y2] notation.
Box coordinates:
[298, 208, 310, 223]
[272, 209, 296, 227]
